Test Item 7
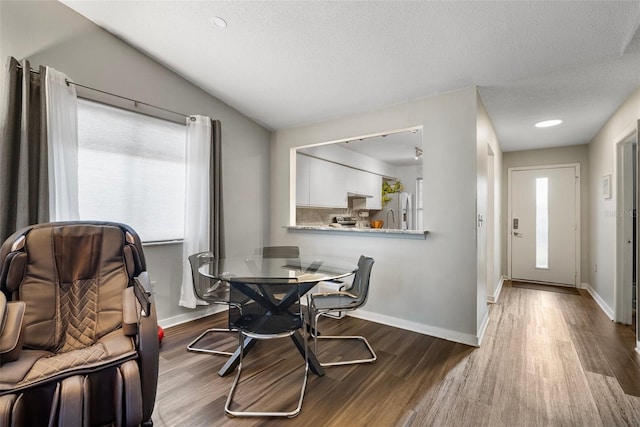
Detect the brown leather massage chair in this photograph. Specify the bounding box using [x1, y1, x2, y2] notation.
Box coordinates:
[0, 221, 159, 426]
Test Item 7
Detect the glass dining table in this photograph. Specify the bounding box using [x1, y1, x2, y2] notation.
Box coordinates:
[198, 255, 358, 377]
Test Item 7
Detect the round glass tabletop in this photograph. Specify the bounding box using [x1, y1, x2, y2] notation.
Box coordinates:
[198, 255, 357, 284]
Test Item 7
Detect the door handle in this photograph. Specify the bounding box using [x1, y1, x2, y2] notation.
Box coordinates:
[513, 231, 524, 237]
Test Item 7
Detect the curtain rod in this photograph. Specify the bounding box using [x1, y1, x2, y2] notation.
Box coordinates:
[17, 63, 194, 121]
[65, 80, 192, 120]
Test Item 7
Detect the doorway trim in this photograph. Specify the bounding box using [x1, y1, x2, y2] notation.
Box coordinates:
[507, 163, 581, 286]
[486, 145, 496, 302]
[614, 132, 636, 325]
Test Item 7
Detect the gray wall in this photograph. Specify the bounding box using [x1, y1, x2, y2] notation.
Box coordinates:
[271, 87, 494, 346]
[501, 145, 590, 284]
[1, 0, 271, 326]
[588, 86, 640, 325]
[477, 95, 503, 309]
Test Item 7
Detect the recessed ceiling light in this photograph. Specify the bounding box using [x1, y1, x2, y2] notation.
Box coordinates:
[534, 119, 562, 128]
[212, 16, 227, 29]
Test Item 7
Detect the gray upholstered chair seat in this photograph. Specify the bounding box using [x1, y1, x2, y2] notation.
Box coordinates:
[0, 350, 49, 389]
[309, 294, 359, 311]
[0, 329, 136, 394]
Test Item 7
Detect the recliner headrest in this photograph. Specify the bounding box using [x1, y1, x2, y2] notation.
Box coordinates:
[0, 221, 147, 298]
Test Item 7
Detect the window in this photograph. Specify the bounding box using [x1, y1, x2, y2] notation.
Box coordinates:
[77, 99, 186, 242]
[535, 177, 549, 269]
[416, 178, 423, 230]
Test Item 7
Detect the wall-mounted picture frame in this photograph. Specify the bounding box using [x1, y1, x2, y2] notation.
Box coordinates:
[602, 174, 611, 199]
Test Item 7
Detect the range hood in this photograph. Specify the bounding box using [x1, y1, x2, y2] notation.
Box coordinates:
[347, 192, 373, 198]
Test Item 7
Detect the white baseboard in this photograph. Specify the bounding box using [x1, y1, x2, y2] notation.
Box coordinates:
[636, 341, 640, 356]
[583, 283, 614, 320]
[488, 276, 506, 303]
[347, 309, 481, 347]
[158, 305, 226, 329]
[163, 305, 484, 348]
[476, 310, 490, 346]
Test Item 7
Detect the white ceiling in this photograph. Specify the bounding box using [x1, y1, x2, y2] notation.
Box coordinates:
[338, 128, 424, 167]
[60, 1, 640, 152]
[298, 127, 423, 166]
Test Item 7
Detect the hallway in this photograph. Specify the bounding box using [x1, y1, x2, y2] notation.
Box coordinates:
[407, 281, 640, 426]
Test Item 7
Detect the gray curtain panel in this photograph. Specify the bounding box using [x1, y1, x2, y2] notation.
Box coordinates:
[0, 57, 50, 242]
[210, 119, 225, 259]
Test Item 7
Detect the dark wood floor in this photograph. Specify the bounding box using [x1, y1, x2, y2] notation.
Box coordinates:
[152, 282, 640, 426]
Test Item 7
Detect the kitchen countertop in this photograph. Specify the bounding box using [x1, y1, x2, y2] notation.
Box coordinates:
[284, 225, 428, 239]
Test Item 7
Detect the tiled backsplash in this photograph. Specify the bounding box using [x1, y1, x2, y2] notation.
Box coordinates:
[296, 207, 346, 226]
[296, 206, 371, 228]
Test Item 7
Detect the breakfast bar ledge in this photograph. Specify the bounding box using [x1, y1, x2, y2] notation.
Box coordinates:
[285, 225, 428, 239]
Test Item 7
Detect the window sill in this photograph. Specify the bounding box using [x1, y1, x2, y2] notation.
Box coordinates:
[142, 239, 183, 247]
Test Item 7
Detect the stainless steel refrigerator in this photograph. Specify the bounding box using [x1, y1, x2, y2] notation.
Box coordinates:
[380, 192, 413, 230]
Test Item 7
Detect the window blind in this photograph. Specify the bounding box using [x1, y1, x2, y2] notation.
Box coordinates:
[77, 99, 186, 242]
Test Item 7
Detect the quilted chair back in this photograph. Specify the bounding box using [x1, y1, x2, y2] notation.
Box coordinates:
[0, 222, 145, 353]
[0, 221, 157, 427]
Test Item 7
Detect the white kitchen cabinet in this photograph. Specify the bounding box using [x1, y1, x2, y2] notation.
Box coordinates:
[349, 169, 382, 210]
[296, 154, 380, 209]
[308, 156, 348, 208]
[354, 169, 372, 196]
[365, 173, 382, 210]
[345, 167, 360, 194]
[296, 153, 310, 206]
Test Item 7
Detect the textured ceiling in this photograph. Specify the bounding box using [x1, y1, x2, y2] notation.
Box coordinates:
[60, 1, 640, 152]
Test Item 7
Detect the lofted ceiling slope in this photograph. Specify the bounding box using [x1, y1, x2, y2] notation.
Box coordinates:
[59, 1, 640, 152]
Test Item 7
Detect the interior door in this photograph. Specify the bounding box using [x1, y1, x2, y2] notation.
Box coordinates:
[510, 166, 578, 286]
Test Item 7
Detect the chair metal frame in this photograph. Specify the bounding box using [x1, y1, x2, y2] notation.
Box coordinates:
[224, 324, 309, 418]
[186, 325, 235, 356]
[186, 252, 236, 356]
[308, 255, 377, 367]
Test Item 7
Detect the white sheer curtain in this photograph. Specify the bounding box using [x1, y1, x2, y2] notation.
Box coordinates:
[45, 67, 79, 221]
[179, 116, 212, 308]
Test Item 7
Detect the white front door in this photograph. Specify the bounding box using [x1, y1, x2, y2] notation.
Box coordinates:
[510, 166, 578, 286]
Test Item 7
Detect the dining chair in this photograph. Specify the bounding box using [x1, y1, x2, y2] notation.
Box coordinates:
[262, 245, 300, 258]
[186, 252, 235, 356]
[307, 255, 377, 367]
[261, 245, 303, 297]
[224, 278, 308, 418]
